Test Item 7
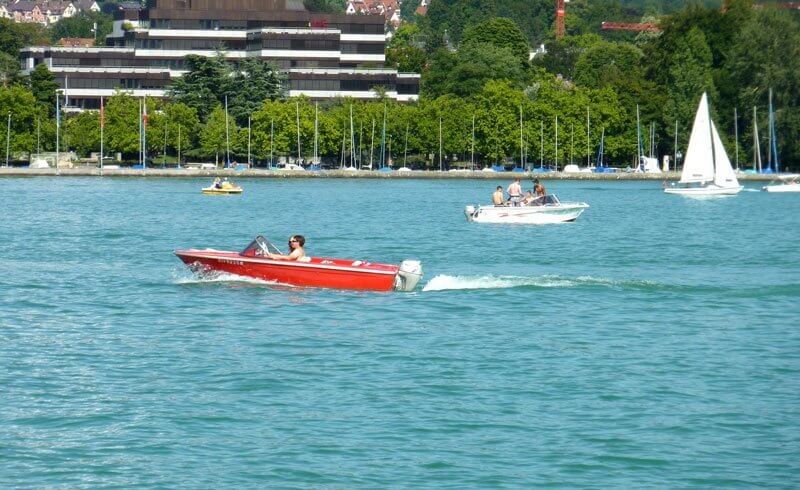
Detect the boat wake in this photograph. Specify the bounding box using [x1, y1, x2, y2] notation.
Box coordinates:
[422, 274, 658, 292]
[173, 269, 280, 287]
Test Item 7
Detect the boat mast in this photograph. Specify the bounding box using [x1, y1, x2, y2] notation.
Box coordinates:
[570, 123, 574, 166]
[270, 119, 274, 168]
[471, 115, 475, 171]
[4, 112, 9, 168]
[554, 115, 558, 172]
[519, 105, 523, 169]
[733, 107, 738, 171]
[37, 115, 41, 160]
[769, 88, 779, 173]
[295, 101, 301, 165]
[224, 95, 230, 167]
[708, 96, 717, 181]
[177, 124, 181, 166]
[99, 96, 103, 171]
[752, 106, 761, 173]
[163, 117, 168, 166]
[369, 119, 375, 170]
[674, 119, 678, 172]
[636, 104, 641, 170]
[55, 93, 60, 171]
[380, 105, 386, 168]
[438, 116, 443, 171]
[539, 120, 543, 169]
[350, 104, 355, 168]
[247, 116, 251, 167]
[314, 102, 318, 166]
[586, 106, 590, 167]
[404, 123, 409, 168]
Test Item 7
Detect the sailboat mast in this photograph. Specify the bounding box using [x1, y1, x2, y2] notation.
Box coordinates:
[4, 112, 9, 168]
[438, 116, 443, 171]
[247, 116, 251, 167]
[708, 98, 717, 180]
[554, 115, 558, 172]
[752, 106, 761, 172]
[380, 105, 386, 168]
[224, 95, 230, 167]
[471, 116, 475, 170]
[733, 107, 738, 171]
[539, 120, 543, 168]
[314, 102, 319, 166]
[369, 119, 375, 169]
[674, 119, 678, 172]
[636, 104, 641, 169]
[519, 106, 523, 168]
[295, 101, 301, 165]
[586, 106, 590, 167]
[404, 123, 409, 168]
[270, 119, 274, 168]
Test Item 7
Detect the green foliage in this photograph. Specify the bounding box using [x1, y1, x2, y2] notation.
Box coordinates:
[105, 92, 140, 156]
[0, 18, 48, 58]
[425, 0, 552, 46]
[461, 17, 530, 65]
[64, 110, 99, 157]
[28, 64, 60, 115]
[386, 24, 427, 73]
[303, 0, 345, 13]
[169, 54, 286, 123]
[49, 11, 113, 44]
[0, 85, 44, 154]
[200, 104, 238, 164]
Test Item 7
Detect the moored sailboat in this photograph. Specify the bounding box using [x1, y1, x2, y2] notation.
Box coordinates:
[664, 93, 742, 196]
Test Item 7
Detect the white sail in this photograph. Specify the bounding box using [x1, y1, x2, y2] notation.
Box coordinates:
[710, 119, 739, 188]
[680, 93, 714, 184]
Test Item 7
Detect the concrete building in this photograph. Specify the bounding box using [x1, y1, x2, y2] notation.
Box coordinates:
[19, 0, 420, 109]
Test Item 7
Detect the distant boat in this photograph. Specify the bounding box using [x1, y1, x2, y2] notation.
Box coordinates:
[664, 93, 742, 196]
[762, 174, 800, 193]
[464, 195, 589, 224]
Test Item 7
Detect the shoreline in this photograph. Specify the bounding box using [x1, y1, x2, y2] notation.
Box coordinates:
[0, 167, 779, 181]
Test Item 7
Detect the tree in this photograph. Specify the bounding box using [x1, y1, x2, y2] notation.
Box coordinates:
[386, 24, 427, 73]
[105, 92, 140, 156]
[0, 19, 48, 58]
[228, 59, 286, 125]
[28, 64, 60, 115]
[64, 110, 99, 156]
[168, 54, 231, 122]
[461, 17, 530, 66]
[200, 104, 237, 165]
[663, 27, 716, 150]
[0, 85, 44, 155]
[49, 11, 113, 44]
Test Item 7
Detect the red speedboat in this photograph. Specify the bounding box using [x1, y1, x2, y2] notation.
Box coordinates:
[175, 236, 423, 292]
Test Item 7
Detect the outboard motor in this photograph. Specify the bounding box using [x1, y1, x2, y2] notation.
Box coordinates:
[394, 260, 423, 292]
[464, 205, 477, 222]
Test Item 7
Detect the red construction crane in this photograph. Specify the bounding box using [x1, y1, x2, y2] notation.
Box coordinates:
[600, 21, 660, 32]
[555, 0, 566, 39]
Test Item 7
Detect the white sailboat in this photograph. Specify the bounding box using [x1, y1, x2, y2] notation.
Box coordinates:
[664, 93, 742, 196]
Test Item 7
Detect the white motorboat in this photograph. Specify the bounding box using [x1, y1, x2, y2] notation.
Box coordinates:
[762, 174, 800, 193]
[665, 93, 742, 197]
[465, 195, 589, 224]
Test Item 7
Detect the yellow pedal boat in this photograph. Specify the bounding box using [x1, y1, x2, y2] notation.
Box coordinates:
[202, 182, 243, 195]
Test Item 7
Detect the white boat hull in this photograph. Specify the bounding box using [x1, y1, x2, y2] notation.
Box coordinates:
[465, 203, 588, 224]
[664, 184, 743, 196]
[763, 183, 800, 193]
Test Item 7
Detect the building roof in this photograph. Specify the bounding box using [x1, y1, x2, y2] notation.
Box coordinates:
[8, 1, 39, 12]
[57, 37, 95, 47]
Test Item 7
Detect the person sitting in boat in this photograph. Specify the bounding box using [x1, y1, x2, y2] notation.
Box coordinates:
[522, 190, 535, 205]
[532, 179, 547, 197]
[266, 235, 306, 261]
[507, 179, 522, 205]
[213, 177, 222, 189]
[492, 186, 506, 206]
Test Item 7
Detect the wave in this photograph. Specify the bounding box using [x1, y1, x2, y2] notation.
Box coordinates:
[422, 274, 659, 292]
[173, 269, 280, 287]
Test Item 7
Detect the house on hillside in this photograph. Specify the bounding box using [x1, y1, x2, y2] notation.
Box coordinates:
[56, 37, 94, 47]
[0, 4, 10, 19]
[42, 1, 78, 25]
[8, 1, 46, 23]
[73, 0, 99, 12]
[415, 0, 428, 16]
[346, 0, 401, 28]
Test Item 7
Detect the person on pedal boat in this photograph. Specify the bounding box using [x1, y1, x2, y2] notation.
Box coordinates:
[507, 178, 522, 205]
[492, 186, 506, 206]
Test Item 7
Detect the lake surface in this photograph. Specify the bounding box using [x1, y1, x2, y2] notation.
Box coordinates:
[1, 177, 799, 487]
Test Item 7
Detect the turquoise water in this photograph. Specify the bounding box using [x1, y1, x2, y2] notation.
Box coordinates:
[1, 177, 799, 487]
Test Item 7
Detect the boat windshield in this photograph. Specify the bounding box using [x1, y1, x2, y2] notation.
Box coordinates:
[242, 235, 283, 256]
[529, 194, 560, 206]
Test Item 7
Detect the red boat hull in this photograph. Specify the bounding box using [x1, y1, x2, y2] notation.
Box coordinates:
[175, 249, 400, 291]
